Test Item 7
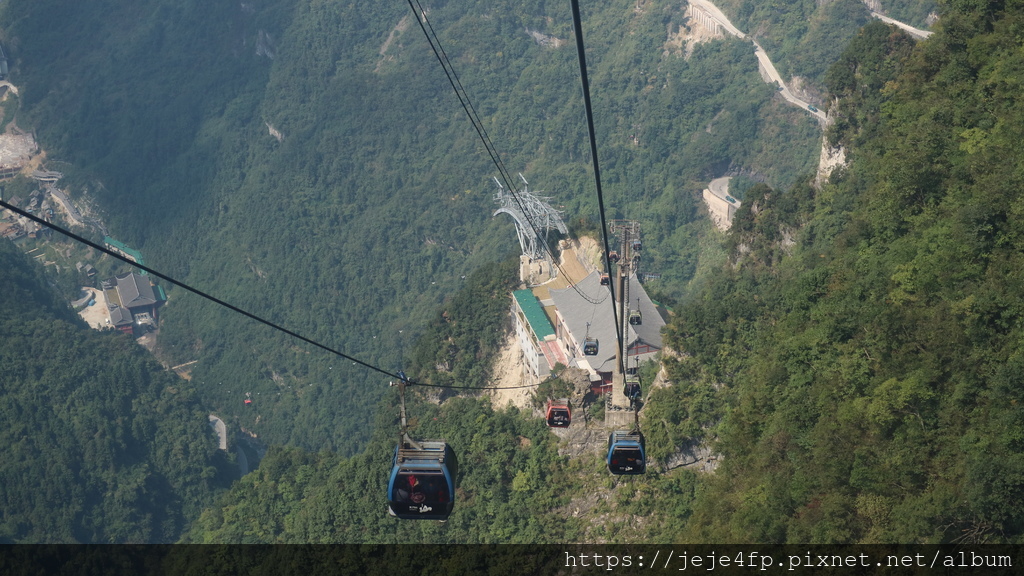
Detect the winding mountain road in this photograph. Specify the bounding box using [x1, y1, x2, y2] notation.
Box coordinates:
[688, 0, 932, 124]
[868, 11, 933, 39]
[752, 41, 827, 122]
[688, 0, 824, 122]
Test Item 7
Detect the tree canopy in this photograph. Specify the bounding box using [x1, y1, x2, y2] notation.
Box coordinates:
[4, 0, 1020, 546]
[0, 241, 232, 543]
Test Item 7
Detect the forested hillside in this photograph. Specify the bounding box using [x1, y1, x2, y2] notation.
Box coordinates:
[0, 0, 821, 454]
[185, 257, 702, 544]
[875, 0, 938, 28]
[708, 0, 935, 91]
[185, 0, 1024, 544]
[0, 241, 232, 543]
[5, 0, 1014, 546]
[714, 0, 873, 87]
[662, 5, 1024, 542]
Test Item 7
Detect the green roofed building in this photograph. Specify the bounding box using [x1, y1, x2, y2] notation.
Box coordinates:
[514, 289, 554, 339]
[104, 236, 147, 273]
[512, 289, 560, 379]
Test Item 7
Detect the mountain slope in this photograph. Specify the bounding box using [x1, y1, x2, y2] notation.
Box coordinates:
[0, 240, 232, 543]
[664, 6, 1024, 543]
[0, 0, 822, 454]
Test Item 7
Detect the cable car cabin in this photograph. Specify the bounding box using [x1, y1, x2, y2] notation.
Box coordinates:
[632, 240, 642, 251]
[608, 251, 619, 263]
[628, 308, 642, 325]
[624, 376, 641, 402]
[607, 431, 646, 475]
[583, 337, 599, 356]
[387, 441, 457, 520]
[545, 398, 571, 427]
[600, 273, 610, 286]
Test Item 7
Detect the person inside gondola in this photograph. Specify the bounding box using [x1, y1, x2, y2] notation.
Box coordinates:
[420, 476, 449, 503]
[395, 474, 425, 504]
[395, 473, 449, 505]
[550, 409, 570, 426]
[609, 447, 645, 473]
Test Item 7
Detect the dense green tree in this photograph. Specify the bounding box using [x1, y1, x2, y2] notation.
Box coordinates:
[0, 241, 232, 543]
[7, 0, 1010, 547]
[0, 0, 820, 456]
[664, 0, 1024, 543]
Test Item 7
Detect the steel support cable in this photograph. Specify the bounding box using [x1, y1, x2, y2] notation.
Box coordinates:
[405, 0, 608, 306]
[0, 199, 535, 390]
[406, 0, 514, 191]
[569, 0, 624, 364]
[412, 0, 518, 193]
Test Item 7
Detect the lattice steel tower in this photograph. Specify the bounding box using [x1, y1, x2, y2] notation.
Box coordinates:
[492, 174, 568, 264]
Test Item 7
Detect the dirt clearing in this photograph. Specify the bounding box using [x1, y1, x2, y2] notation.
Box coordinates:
[76, 287, 110, 329]
[487, 331, 535, 412]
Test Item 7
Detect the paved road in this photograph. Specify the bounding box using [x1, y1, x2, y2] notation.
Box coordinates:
[869, 11, 933, 39]
[208, 413, 251, 475]
[689, 0, 746, 38]
[690, 0, 932, 124]
[708, 176, 732, 198]
[690, 0, 825, 123]
[76, 287, 109, 329]
[751, 41, 827, 122]
[49, 187, 85, 227]
[208, 414, 228, 451]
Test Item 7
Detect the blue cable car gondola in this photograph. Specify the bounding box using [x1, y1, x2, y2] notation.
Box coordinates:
[387, 373, 457, 520]
[607, 430, 646, 475]
[387, 440, 457, 520]
[582, 322, 599, 355]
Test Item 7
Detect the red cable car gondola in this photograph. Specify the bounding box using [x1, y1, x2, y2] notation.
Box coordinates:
[545, 398, 571, 427]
